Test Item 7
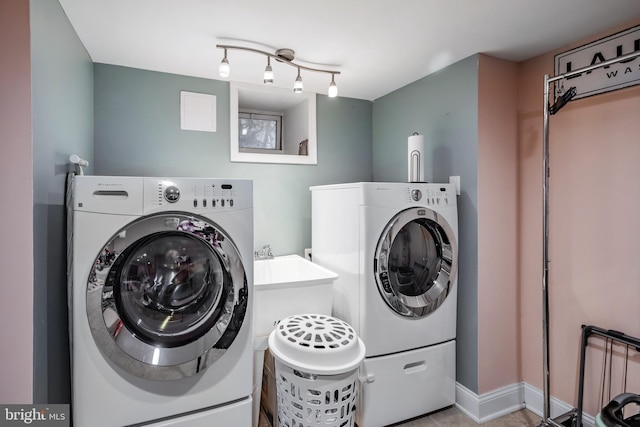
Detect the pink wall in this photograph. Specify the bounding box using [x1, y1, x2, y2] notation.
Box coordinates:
[518, 19, 640, 416]
[0, 0, 34, 403]
[477, 55, 520, 394]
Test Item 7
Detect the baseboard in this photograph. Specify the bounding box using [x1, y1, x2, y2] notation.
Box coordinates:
[455, 382, 524, 423]
[455, 382, 481, 422]
[455, 382, 595, 426]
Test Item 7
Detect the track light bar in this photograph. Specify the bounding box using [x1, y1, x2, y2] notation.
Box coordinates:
[216, 44, 340, 96]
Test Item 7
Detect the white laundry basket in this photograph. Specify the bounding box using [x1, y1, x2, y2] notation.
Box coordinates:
[268, 314, 366, 427]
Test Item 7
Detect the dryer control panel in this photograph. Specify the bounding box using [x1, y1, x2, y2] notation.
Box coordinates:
[404, 185, 454, 207]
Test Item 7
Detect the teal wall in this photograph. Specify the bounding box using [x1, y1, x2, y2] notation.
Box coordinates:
[30, 0, 94, 403]
[372, 55, 480, 393]
[28, 6, 480, 400]
[94, 64, 373, 256]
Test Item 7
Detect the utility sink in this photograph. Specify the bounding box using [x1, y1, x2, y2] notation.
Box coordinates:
[254, 254, 338, 288]
[253, 254, 338, 337]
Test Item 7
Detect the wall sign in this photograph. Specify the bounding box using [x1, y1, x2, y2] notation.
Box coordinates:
[554, 24, 640, 100]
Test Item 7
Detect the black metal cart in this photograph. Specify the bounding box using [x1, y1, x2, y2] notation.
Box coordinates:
[552, 325, 640, 427]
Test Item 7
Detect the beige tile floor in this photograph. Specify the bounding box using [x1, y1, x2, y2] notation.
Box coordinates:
[260, 405, 542, 426]
[392, 406, 542, 426]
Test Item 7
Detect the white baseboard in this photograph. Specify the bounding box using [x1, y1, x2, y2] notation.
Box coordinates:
[455, 382, 595, 426]
[455, 382, 481, 422]
[455, 382, 524, 423]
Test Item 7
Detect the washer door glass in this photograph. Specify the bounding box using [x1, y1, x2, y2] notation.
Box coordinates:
[374, 207, 457, 318]
[87, 213, 248, 380]
[113, 231, 225, 347]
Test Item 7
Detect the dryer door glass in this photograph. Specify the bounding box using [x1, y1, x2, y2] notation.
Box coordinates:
[374, 207, 457, 318]
[86, 214, 248, 380]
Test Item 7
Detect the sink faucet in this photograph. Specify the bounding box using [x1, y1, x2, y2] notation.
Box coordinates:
[255, 244, 274, 260]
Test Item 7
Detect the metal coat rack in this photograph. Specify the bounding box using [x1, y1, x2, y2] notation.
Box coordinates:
[540, 48, 640, 427]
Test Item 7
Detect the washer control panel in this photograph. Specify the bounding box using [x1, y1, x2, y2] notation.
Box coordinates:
[145, 178, 252, 213]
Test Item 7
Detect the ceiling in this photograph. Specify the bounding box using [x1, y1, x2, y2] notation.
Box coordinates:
[58, 0, 640, 101]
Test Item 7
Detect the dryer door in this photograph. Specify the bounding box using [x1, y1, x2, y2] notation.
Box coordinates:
[86, 213, 248, 380]
[374, 207, 457, 318]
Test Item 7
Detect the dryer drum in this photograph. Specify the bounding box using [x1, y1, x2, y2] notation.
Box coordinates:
[374, 207, 457, 318]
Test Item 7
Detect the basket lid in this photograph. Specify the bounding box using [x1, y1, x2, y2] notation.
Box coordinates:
[268, 314, 366, 375]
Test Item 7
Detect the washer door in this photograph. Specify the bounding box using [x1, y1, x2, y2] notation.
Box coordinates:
[86, 213, 248, 380]
[374, 207, 457, 318]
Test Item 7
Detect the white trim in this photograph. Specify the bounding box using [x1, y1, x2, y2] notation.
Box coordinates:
[455, 382, 481, 422]
[455, 382, 595, 427]
[455, 382, 524, 423]
[229, 82, 317, 165]
[479, 383, 525, 422]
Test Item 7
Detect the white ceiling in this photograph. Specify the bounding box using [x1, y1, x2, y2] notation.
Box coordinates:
[58, 0, 640, 101]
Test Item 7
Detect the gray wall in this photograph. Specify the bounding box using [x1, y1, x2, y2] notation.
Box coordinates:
[371, 55, 480, 393]
[94, 64, 373, 256]
[30, 0, 94, 403]
[27, 11, 479, 401]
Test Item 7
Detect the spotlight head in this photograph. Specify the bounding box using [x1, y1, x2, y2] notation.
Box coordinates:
[293, 71, 303, 93]
[264, 59, 274, 84]
[328, 75, 338, 98]
[218, 50, 230, 78]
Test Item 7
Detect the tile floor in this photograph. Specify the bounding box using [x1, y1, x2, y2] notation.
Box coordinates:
[392, 406, 542, 426]
[260, 405, 542, 426]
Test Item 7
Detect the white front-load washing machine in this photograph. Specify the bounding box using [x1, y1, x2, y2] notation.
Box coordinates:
[311, 182, 458, 427]
[71, 176, 253, 426]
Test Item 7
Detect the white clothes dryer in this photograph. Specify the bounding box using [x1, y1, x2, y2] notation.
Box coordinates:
[71, 176, 253, 427]
[311, 182, 458, 427]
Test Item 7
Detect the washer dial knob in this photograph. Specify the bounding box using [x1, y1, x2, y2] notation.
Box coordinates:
[164, 185, 180, 203]
[411, 189, 422, 201]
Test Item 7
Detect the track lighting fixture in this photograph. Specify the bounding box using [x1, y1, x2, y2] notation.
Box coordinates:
[218, 48, 230, 78]
[293, 68, 303, 93]
[216, 44, 340, 97]
[263, 57, 274, 84]
[328, 74, 338, 98]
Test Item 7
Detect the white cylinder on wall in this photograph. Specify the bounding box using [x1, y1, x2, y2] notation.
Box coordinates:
[408, 133, 425, 182]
